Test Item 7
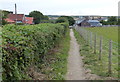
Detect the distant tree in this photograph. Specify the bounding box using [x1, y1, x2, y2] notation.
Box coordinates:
[43, 16, 49, 20]
[29, 11, 45, 24]
[0, 10, 11, 25]
[2, 19, 8, 25]
[107, 16, 117, 25]
[2, 10, 12, 18]
[117, 18, 120, 25]
[100, 20, 108, 25]
[59, 16, 75, 26]
[56, 17, 69, 23]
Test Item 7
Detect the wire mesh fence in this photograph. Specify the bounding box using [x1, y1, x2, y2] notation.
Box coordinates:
[75, 26, 119, 78]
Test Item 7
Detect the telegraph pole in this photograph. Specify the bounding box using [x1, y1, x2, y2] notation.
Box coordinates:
[15, 3, 17, 25]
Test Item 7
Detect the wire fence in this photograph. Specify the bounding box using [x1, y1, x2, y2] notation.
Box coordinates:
[0, 27, 2, 81]
[75, 26, 119, 77]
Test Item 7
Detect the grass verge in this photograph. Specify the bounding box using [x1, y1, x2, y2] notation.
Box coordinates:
[39, 29, 70, 80]
[73, 29, 118, 79]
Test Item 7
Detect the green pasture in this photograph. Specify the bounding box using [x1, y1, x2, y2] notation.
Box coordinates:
[85, 27, 118, 42]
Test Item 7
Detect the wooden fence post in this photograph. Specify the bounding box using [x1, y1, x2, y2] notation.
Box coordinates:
[90, 32, 92, 48]
[87, 31, 89, 45]
[86, 30, 87, 42]
[99, 37, 102, 60]
[94, 34, 96, 54]
[108, 40, 112, 75]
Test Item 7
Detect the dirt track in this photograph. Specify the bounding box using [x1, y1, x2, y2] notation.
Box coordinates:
[66, 29, 86, 80]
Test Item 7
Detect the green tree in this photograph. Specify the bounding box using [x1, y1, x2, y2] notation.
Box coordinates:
[117, 18, 120, 25]
[56, 17, 69, 24]
[60, 16, 75, 26]
[0, 10, 13, 25]
[100, 20, 108, 25]
[107, 16, 117, 25]
[29, 11, 44, 24]
[43, 16, 49, 20]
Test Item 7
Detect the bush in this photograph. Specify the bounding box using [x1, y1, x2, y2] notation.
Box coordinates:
[2, 23, 68, 80]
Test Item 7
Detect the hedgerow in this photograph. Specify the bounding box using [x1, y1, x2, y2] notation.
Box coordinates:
[2, 23, 68, 80]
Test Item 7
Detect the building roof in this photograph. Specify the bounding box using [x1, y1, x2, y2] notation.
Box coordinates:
[7, 14, 24, 21]
[5, 18, 15, 23]
[76, 18, 86, 24]
[87, 20, 99, 23]
[88, 20, 102, 27]
[25, 17, 33, 24]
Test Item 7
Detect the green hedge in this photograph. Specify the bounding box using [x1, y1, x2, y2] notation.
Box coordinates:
[2, 23, 68, 80]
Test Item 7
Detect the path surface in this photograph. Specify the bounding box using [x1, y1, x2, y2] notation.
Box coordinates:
[66, 29, 86, 80]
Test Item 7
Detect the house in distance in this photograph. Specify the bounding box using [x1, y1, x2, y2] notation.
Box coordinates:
[5, 13, 34, 25]
[76, 16, 102, 27]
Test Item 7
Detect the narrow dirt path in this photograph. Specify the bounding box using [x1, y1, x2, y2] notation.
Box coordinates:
[66, 29, 86, 80]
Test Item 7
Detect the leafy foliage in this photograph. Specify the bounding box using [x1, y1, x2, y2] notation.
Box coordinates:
[56, 17, 69, 24]
[43, 16, 49, 20]
[60, 16, 75, 26]
[41, 29, 70, 80]
[0, 10, 12, 25]
[107, 16, 117, 25]
[117, 18, 120, 25]
[29, 11, 49, 24]
[2, 23, 68, 80]
[100, 20, 108, 25]
[100, 16, 118, 25]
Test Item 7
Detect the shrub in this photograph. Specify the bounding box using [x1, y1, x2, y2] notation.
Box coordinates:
[2, 23, 68, 80]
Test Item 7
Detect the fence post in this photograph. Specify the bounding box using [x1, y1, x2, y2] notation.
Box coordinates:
[86, 30, 87, 42]
[108, 40, 112, 75]
[90, 32, 92, 48]
[99, 37, 102, 60]
[87, 31, 89, 45]
[94, 34, 96, 54]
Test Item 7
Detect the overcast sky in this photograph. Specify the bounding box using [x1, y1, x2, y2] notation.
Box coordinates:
[0, 0, 119, 16]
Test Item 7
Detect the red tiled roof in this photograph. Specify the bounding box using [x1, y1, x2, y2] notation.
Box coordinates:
[7, 14, 24, 21]
[5, 18, 15, 23]
[25, 17, 33, 24]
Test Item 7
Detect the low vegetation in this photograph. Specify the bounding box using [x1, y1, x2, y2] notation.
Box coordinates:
[40, 29, 70, 80]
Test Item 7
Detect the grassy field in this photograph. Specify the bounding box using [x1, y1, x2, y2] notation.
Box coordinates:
[74, 27, 118, 79]
[85, 27, 118, 42]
